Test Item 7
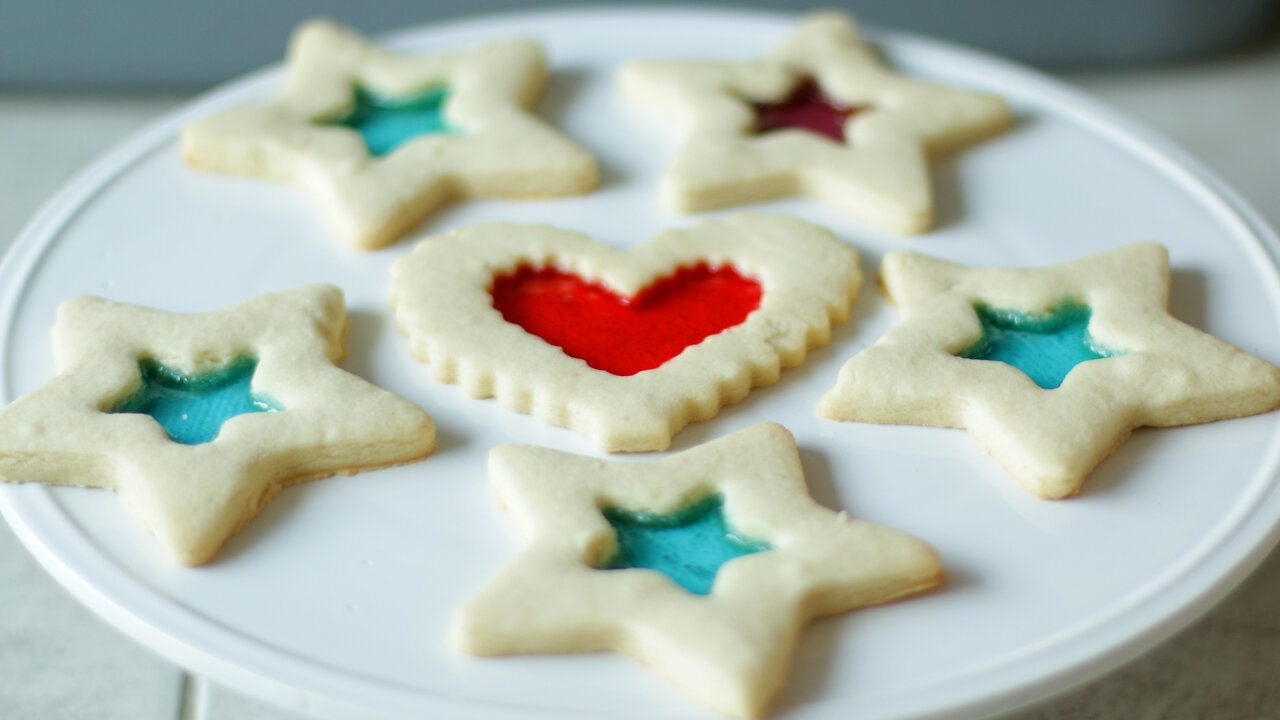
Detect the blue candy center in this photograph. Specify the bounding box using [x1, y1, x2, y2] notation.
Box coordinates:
[110, 356, 282, 445]
[598, 495, 770, 596]
[958, 301, 1121, 389]
[324, 85, 456, 157]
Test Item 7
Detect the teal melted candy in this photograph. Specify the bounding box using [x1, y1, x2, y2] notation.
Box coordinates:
[111, 356, 282, 445]
[324, 85, 456, 157]
[599, 495, 771, 596]
[958, 301, 1121, 389]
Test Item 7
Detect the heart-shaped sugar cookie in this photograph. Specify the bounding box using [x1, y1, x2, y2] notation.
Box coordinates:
[389, 214, 860, 451]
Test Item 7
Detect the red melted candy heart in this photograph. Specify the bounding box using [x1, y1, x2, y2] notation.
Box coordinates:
[490, 263, 763, 376]
[752, 78, 865, 142]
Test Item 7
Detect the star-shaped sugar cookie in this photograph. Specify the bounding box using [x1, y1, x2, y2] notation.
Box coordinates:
[182, 19, 597, 250]
[453, 423, 942, 718]
[619, 12, 1010, 234]
[0, 285, 436, 564]
[818, 244, 1280, 498]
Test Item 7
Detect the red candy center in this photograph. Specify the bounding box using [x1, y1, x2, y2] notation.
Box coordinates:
[752, 78, 864, 142]
[490, 263, 763, 376]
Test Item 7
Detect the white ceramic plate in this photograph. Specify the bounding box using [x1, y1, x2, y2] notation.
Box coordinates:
[4, 8, 1280, 720]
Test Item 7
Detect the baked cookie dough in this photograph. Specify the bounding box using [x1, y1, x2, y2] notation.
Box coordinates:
[619, 12, 1010, 234]
[182, 19, 598, 250]
[818, 244, 1280, 498]
[453, 422, 943, 718]
[0, 285, 436, 564]
[388, 213, 860, 452]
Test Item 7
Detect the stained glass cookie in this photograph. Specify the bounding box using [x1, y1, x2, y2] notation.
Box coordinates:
[619, 12, 1010, 234]
[388, 213, 860, 452]
[181, 19, 598, 250]
[818, 244, 1280, 498]
[0, 285, 436, 564]
[453, 422, 943, 718]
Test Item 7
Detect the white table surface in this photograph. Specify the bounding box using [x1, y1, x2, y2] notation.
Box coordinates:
[2, 32, 1279, 720]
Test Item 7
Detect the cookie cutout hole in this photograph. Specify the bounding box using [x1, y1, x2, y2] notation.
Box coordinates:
[109, 356, 282, 445]
[751, 77, 866, 142]
[957, 302, 1121, 389]
[490, 262, 762, 376]
[596, 495, 770, 596]
[322, 85, 457, 157]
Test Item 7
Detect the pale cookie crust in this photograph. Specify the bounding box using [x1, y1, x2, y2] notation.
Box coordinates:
[619, 12, 1010, 234]
[818, 243, 1280, 498]
[181, 19, 598, 250]
[453, 422, 943, 718]
[0, 285, 436, 565]
[389, 213, 860, 452]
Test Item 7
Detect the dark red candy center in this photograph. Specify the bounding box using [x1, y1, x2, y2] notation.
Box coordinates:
[490, 263, 763, 376]
[752, 78, 864, 142]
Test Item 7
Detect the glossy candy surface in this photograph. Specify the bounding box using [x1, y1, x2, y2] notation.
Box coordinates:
[325, 86, 455, 157]
[490, 263, 762, 376]
[958, 302, 1120, 389]
[751, 78, 864, 142]
[110, 356, 281, 444]
[599, 495, 771, 595]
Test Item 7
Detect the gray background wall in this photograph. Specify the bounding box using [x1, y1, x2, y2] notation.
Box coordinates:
[2, 0, 1280, 90]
